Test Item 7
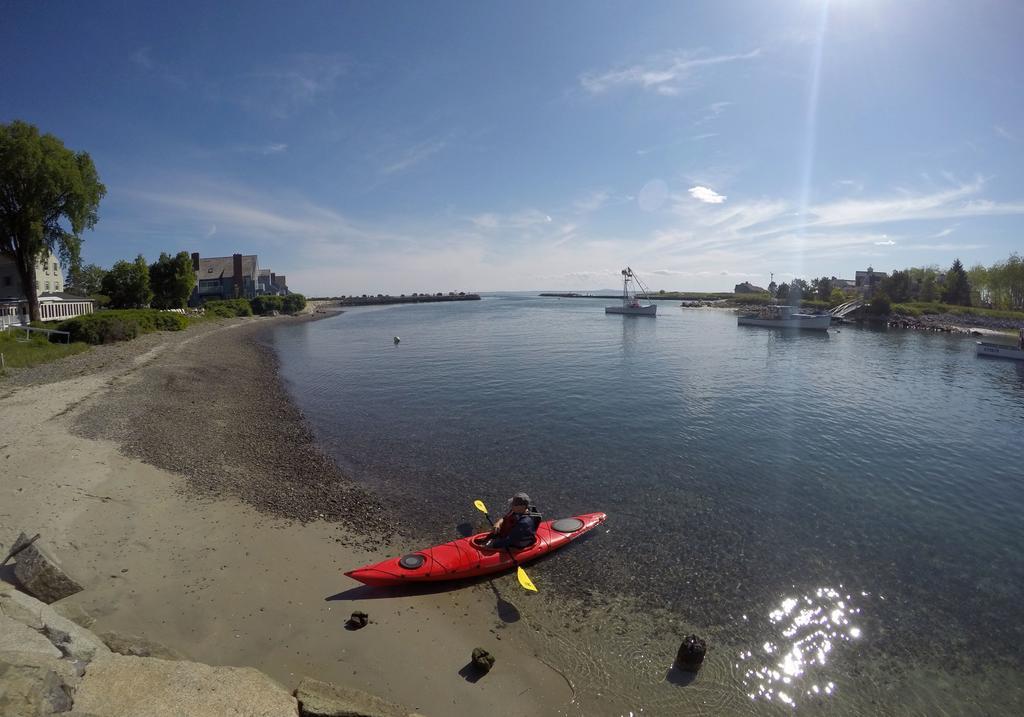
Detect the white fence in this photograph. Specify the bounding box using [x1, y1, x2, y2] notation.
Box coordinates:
[0, 300, 94, 327]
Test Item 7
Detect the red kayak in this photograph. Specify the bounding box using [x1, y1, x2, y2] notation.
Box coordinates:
[345, 512, 607, 587]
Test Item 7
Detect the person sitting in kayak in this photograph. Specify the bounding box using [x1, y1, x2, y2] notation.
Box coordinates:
[485, 493, 538, 549]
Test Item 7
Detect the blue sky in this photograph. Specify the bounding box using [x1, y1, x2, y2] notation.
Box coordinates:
[3, 1, 1022, 294]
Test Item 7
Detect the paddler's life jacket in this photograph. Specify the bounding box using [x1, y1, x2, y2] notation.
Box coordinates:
[496, 508, 541, 547]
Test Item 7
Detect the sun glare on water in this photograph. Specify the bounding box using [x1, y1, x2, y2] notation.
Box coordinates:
[739, 586, 866, 708]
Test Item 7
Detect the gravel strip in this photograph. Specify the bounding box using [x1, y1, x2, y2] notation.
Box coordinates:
[46, 316, 394, 545]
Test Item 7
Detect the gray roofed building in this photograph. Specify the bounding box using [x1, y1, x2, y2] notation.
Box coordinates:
[189, 252, 290, 306]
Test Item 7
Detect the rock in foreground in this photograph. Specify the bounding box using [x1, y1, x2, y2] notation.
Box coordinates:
[74, 653, 298, 717]
[10, 533, 83, 604]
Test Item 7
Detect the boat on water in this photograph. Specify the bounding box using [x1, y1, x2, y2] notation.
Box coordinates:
[737, 304, 831, 331]
[606, 267, 656, 316]
[345, 512, 606, 586]
[976, 341, 1024, 361]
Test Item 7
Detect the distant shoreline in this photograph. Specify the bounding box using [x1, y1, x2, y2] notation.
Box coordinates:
[322, 293, 481, 307]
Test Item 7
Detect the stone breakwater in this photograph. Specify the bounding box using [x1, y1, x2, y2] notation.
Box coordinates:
[0, 584, 424, 716]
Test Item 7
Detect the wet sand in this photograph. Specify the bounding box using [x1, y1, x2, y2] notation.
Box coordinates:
[0, 315, 573, 716]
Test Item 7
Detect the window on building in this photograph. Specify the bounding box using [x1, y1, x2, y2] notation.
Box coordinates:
[52, 262, 58, 273]
[45, 281, 50, 291]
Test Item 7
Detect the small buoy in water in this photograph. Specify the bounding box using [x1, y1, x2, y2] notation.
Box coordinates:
[393, 336, 400, 344]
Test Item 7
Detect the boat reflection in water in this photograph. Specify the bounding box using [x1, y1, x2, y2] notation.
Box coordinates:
[738, 304, 831, 330]
[739, 586, 865, 707]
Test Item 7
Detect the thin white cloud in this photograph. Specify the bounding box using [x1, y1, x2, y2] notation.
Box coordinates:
[205, 224, 217, 238]
[230, 53, 349, 118]
[233, 143, 289, 155]
[874, 238, 896, 246]
[580, 48, 760, 96]
[689, 186, 727, 204]
[696, 101, 732, 125]
[994, 125, 1018, 142]
[469, 210, 553, 230]
[379, 138, 448, 176]
[930, 227, 955, 238]
[132, 47, 154, 70]
[572, 190, 611, 214]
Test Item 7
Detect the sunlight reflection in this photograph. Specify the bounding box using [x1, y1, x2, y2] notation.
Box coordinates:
[739, 586, 863, 708]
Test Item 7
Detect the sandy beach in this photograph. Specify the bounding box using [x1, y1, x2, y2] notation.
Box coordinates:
[0, 315, 574, 716]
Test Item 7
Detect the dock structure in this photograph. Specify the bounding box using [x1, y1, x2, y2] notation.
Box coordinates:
[830, 299, 864, 319]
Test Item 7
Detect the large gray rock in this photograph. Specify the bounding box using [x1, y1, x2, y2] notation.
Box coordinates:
[295, 677, 409, 717]
[0, 654, 73, 716]
[0, 587, 109, 663]
[11, 533, 83, 604]
[0, 615, 61, 660]
[51, 601, 96, 629]
[74, 653, 299, 717]
[100, 631, 184, 660]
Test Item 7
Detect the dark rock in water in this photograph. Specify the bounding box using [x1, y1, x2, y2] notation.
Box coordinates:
[675, 634, 707, 673]
[11, 532, 83, 604]
[345, 611, 369, 630]
[471, 647, 495, 673]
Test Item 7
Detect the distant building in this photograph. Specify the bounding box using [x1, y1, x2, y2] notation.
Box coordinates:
[257, 269, 289, 296]
[830, 277, 857, 290]
[855, 268, 888, 297]
[189, 252, 290, 306]
[0, 250, 95, 326]
[734, 282, 767, 294]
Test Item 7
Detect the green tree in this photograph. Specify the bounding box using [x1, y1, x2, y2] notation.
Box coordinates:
[812, 276, 833, 301]
[868, 292, 891, 316]
[66, 263, 107, 297]
[919, 273, 938, 302]
[102, 255, 152, 308]
[942, 258, 971, 306]
[828, 287, 846, 306]
[776, 282, 790, 300]
[881, 269, 913, 303]
[0, 120, 106, 322]
[789, 278, 810, 303]
[281, 293, 306, 314]
[149, 251, 196, 309]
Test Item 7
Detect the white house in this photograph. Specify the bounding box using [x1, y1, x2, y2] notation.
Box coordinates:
[0, 250, 95, 327]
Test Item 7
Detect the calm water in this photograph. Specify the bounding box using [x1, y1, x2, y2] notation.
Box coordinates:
[273, 296, 1024, 715]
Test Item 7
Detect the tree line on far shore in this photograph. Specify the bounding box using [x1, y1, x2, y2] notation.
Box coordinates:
[770, 254, 1024, 315]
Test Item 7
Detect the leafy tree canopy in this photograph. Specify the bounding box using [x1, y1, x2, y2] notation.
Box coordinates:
[102, 254, 152, 309]
[0, 120, 105, 321]
[942, 258, 972, 306]
[149, 251, 196, 309]
[66, 263, 107, 297]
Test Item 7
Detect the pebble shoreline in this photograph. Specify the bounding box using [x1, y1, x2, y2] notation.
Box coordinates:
[6, 314, 396, 547]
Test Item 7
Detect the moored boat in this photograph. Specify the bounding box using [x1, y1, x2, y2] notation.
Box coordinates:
[345, 511, 606, 586]
[737, 304, 831, 331]
[976, 341, 1024, 361]
[606, 267, 656, 316]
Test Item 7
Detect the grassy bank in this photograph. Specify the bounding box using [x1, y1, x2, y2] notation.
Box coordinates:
[0, 330, 89, 371]
[891, 301, 1024, 321]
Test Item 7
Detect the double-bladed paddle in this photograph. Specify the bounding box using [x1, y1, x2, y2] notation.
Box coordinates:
[474, 499, 538, 592]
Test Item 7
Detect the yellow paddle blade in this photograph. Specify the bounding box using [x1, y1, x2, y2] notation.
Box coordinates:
[473, 499, 488, 514]
[517, 566, 538, 592]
